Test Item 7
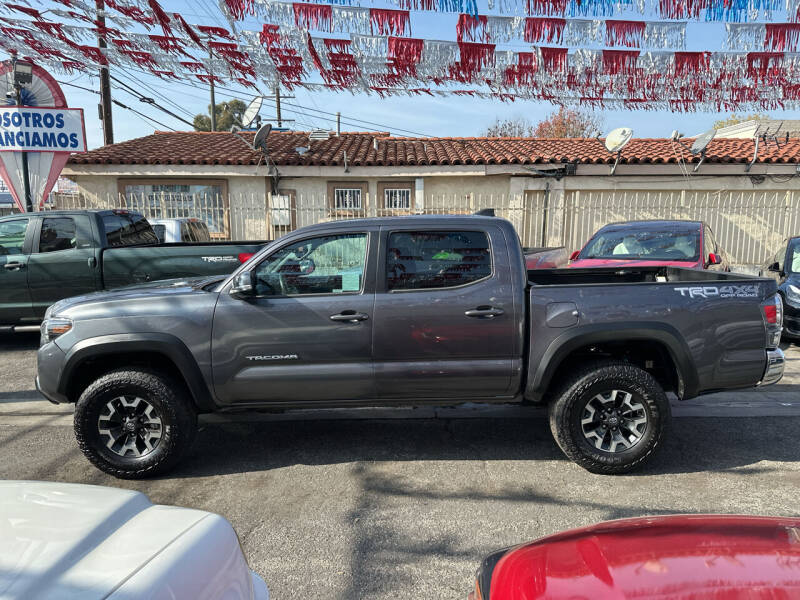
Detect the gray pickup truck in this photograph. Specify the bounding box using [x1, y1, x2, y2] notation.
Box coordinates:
[0, 209, 266, 330]
[36, 215, 785, 479]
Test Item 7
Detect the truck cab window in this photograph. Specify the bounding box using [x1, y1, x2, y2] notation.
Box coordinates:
[0, 219, 28, 255]
[39, 217, 83, 253]
[254, 233, 367, 296]
[103, 213, 158, 247]
[386, 231, 491, 290]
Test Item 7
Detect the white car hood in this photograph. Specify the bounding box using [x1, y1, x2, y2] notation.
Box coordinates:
[0, 481, 260, 600]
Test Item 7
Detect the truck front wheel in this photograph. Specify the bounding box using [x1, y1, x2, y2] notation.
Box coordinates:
[74, 369, 197, 479]
[548, 361, 670, 474]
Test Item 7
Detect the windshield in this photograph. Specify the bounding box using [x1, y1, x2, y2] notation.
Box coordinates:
[789, 239, 800, 273]
[580, 227, 700, 262]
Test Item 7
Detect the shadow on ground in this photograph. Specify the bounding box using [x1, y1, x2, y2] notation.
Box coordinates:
[154, 415, 800, 479]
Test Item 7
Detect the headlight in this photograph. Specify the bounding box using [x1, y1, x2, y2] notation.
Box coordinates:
[41, 317, 73, 344]
[786, 284, 800, 307]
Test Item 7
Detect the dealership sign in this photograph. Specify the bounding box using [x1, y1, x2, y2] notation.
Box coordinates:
[0, 60, 83, 212]
[0, 107, 86, 153]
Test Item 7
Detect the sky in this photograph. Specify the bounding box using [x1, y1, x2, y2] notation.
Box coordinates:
[22, 0, 800, 149]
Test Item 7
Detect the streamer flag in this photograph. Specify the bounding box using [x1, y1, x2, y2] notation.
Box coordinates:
[3, 0, 800, 111]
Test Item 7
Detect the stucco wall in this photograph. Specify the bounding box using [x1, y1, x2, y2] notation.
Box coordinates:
[60, 165, 800, 262]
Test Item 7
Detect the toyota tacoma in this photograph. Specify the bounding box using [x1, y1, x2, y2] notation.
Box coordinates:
[36, 215, 785, 478]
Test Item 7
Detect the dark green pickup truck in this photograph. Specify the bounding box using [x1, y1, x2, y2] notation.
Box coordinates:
[0, 209, 266, 330]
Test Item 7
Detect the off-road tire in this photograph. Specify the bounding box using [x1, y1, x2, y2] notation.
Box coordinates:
[74, 368, 197, 479]
[548, 361, 670, 474]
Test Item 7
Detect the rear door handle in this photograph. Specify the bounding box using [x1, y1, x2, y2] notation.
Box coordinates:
[465, 306, 504, 318]
[330, 310, 369, 322]
[3, 262, 25, 271]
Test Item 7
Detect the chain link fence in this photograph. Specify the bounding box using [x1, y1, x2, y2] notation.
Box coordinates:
[31, 187, 800, 265]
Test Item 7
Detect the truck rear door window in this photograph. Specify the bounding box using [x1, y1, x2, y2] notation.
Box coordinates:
[386, 231, 491, 290]
[39, 217, 91, 253]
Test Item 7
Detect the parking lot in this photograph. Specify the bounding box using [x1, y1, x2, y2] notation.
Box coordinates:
[2, 332, 800, 599]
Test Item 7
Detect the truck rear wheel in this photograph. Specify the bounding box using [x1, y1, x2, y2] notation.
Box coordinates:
[74, 369, 197, 479]
[548, 361, 670, 474]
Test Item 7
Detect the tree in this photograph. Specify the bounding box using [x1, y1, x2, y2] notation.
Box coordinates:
[532, 107, 604, 138]
[193, 99, 248, 131]
[482, 108, 603, 138]
[712, 113, 770, 129]
[483, 116, 538, 137]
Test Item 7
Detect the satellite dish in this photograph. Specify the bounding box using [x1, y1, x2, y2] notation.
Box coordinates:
[605, 127, 633, 153]
[690, 128, 716, 172]
[253, 123, 272, 151]
[670, 130, 683, 141]
[241, 96, 263, 129]
[691, 129, 716, 155]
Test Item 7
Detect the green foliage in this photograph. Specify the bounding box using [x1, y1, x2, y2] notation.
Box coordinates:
[193, 100, 248, 131]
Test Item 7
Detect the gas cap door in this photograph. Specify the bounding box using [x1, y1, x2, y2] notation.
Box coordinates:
[546, 302, 579, 327]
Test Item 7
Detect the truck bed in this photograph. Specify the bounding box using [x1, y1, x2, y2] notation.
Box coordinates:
[101, 241, 267, 289]
[528, 266, 760, 286]
[525, 265, 778, 402]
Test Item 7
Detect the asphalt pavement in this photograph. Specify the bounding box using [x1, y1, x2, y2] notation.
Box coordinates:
[2, 333, 800, 599]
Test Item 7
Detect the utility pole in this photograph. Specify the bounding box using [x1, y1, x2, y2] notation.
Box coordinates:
[209, 44, 216, 131]
[263, 87, 294, 127]
[96, 0, 113, 145]
[336, 112, 341, 135]
[274, 84, 282, 128]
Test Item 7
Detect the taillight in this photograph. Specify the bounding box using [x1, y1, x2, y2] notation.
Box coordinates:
[762, 294, 783, 349]
[763, 304, 778, 324]
[238, 252, 254, 264]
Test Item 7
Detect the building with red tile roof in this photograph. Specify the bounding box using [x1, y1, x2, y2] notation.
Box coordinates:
[60, 130, 800, 262]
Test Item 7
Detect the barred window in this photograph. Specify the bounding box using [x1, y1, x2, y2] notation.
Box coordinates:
[384, 188, 411, 210]
[334, 188, 363, 210]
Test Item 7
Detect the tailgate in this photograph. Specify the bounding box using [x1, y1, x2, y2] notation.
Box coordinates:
[101, 242, 266, 289]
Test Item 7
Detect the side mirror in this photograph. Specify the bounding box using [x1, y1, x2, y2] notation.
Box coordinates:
[569, 250, 580, 261]
[230, 271, 255, 298]
[707, 253, 721, 265]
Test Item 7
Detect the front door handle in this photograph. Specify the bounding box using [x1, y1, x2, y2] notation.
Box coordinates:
[3, 262, 25, 271]
[88, 256, 97, 268]
[330, 310, 369, 322]
[465, 306, 504, 318]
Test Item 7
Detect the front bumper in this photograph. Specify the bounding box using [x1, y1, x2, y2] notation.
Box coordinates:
[759, 348, 785, 386]
[36, 342, 69, 404]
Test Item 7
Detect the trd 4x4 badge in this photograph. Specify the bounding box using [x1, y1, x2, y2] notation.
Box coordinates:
[674, 285, 760, 299]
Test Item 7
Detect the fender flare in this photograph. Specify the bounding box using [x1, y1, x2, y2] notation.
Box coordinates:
[529, 322, 699, 402]
[59, 333, 216, 412]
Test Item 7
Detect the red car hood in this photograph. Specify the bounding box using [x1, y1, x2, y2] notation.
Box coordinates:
[489, 515, 800, 599]
[569, 258, 702, 269]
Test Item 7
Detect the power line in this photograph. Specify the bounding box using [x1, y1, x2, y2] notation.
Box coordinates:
[123, 66, 434, 137]
[108, 74, 196, 128]
[116, 67, 196, 119]
[56, 80, 177, 131]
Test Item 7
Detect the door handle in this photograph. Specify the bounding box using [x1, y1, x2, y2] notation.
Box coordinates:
[3, 262, 25, 271]
[465, 306, 504, 318]
[330, 310, 369, 322]
[87, 256, 97, 268]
